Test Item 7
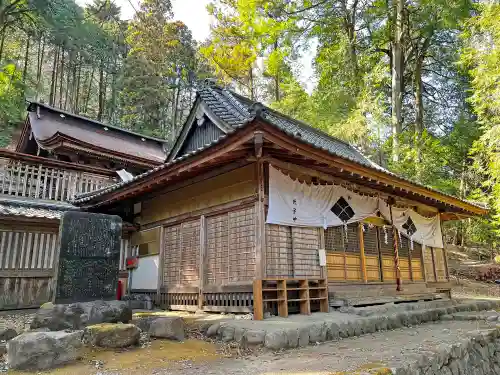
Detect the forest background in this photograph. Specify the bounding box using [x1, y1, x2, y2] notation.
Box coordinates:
[1, 0, 500, 250]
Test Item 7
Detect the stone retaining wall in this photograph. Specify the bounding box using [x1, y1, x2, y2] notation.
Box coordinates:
[207, 300, 500, 350]
[389, 328, 500, 375]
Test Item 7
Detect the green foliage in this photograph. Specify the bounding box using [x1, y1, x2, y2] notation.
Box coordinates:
[0, 64, 25, 146]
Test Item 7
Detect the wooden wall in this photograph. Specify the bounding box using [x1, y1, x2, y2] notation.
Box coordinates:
[141, 165, 256, 225]
[265, 224, 322, 279]
[0, 228, 58, 309]
[0, 224, 133, 310]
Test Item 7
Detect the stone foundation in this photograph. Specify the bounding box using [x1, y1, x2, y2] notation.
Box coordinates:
[206, 300, 500, 350]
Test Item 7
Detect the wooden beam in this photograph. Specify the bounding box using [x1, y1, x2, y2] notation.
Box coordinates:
[254, 131, 263, 158]
[142, 196, 257, 230]
[359, 223, 367, 283]
[0, 269, 53, 278]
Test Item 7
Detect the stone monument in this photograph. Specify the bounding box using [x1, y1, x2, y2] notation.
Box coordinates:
[55, 212, 122, 303]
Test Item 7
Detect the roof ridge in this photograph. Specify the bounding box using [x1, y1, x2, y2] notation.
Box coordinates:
[28, 101, 169, 144]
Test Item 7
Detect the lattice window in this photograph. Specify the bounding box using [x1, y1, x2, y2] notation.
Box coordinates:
[206, 206, 256, 285]
[345, 223, 360, 253]
[398, 235, 410, 257]
[228, 206, 256, 282]
[378, 227, 394, 255]
[363, 225, 379, 255]
[325, 226, 343, 252]
[291, 227, 321, 278]
[180, 220, 200, 285]
[163, 224, 182, 286]
[266, 225, 293, 278]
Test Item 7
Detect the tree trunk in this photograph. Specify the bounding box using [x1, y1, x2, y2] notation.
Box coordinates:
[414, 37, 430, 176]
[273, 41, 280, 102]
[0, 27, 6, 62]
[59, 48, 65, 108]
[97, 61, 105, 121]
[22, 33, 30, 82]
[35, 35, 45, 99]
[84, 66, 95, 114]
[49, 46, 59, 106]
[75, 54, 82, 114]
[64, 51, 71, 110]
[249, 67, 255, 101]
[391, 0, 404, 163]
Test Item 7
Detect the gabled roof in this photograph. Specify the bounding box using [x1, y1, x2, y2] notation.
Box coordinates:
[72, 83, 487, 216]
[17, 102, 169, 167]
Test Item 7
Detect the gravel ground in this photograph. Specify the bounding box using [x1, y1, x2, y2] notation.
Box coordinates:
[0, 310, 35, 334]
[155, 320, 492, 375]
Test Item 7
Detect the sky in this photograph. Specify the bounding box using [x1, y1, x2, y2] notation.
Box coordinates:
[75, 0, 316, 92]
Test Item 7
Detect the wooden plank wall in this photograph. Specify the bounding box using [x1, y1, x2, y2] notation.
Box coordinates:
[0, 229, 58, 309]
[162, 206, 256, 288]
[141, 165, 256, 225]
[265, 224, 321, 279]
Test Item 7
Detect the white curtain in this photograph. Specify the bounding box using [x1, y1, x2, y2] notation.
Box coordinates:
[267, 166, 379, 228]
[267, 165, 444, 248]
[379, 203, 443, 248]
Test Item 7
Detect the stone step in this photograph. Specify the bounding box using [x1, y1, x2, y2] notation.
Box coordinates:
[204, 299, 500, 351]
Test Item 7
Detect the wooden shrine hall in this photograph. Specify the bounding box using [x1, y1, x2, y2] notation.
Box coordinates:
[73, 82, 487, 315]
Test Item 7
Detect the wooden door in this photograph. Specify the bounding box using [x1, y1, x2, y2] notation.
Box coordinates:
[363, 225, 381, 282]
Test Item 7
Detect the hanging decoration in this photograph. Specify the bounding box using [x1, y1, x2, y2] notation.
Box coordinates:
[267, 166, 379, 229]
[267, 165, 444, 248]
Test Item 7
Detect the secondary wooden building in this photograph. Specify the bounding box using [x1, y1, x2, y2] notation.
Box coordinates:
[0, 102, 168, 309]
[74, 82, 486, 313]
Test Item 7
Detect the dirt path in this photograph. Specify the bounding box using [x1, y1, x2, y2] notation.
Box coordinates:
[10, 320, 490, 375]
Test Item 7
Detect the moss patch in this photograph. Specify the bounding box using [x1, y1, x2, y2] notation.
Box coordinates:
[8, 339, 220, 375]
[85, 323, 136, 332]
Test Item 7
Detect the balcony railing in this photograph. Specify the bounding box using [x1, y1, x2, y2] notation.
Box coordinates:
[0, 150, 117, 202]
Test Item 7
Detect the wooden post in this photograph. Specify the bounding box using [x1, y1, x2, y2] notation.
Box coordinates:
[388, 202, 402, 291]
[358, 223, 367, 283]
[198, 215, 206, 309]
[253, 279, 263, 320]
[431, 247, 438, 282]
[156, 226, 165, 305]
[319, 228, 326, 280]
[255, 160, 266, 279]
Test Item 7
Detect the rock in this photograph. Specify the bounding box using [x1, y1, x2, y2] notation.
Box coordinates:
[7, 331, 83, 370]
[83, 323, 140, 348]
[441, 315, 454, 321]
[30, 300, 132, 331]
[0, 342, 6, 356]
[0, 329, 17, 342]
[135, 316, 185, 341]
[244, 329, 265, 345]
[206, 323, 220, 337]
[264, 330, 287, 350]
[40, 302, 54, 309]
[487, 315, 499, 322]
[221, 326, 235, 342]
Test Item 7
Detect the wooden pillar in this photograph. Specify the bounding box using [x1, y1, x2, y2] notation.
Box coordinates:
[255, 160, 266, 279]
[431, 247, 438, 282]
[393, 228, 401, 291]
[198, 215, 206, 309]
[421, 244, 428, 282]
[156, 226, 165, 303]
[408, 240, 414, 282]
[319, 228, 326, 280]
[358, 223, 367, 283]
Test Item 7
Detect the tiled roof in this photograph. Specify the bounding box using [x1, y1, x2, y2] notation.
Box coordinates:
[0, 197, 77, 219]
[71, 83, 485, 212]
[199, 85, 387, 172]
